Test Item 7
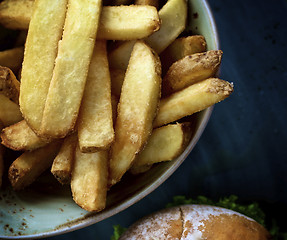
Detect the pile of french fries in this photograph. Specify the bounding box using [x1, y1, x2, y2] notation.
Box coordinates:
[0, 0, 233, 212]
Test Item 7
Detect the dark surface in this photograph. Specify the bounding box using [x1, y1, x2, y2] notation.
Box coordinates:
[50, 0, 287, 239]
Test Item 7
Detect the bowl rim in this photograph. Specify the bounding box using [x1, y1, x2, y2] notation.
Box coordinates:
[0, 0, 219, 238]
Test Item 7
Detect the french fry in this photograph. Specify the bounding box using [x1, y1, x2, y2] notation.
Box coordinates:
[0, 94, 23, 127]
[162, 50, 223, 96]
[97, 5, 160, 40]
[110, 68, 125, 97]
[51, 133, 77, 185]
[78, 40, 114, 153]
[129, 164, 152, 175]
[0, 1, 160, 41]
[40, 0, 102, 138]
[71, 146, 108, 212]
[109, 41, 162, 186]
[1, 120, 49, 151]
[0, 66, 20, 104]
[135, 0, 159, 9]
[0, 47, 24, 74]
[8, 140, 61, 190]
[154, 78, 234, 128]
[108, 0, 187, 70]
[0, 0, 34, 29]
[160, 35, 207, 74]
[0, 120, 4, 188]
[19, 0, 68, 133]
[131, 123, 192, 171]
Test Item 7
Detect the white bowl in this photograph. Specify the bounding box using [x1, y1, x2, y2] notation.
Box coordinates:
[0, 0, 219, 238]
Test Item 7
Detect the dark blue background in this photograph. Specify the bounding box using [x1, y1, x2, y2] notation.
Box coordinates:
[51, 0, 287, 239]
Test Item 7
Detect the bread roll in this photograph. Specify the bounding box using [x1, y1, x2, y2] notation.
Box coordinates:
[119, 204, 271, 240]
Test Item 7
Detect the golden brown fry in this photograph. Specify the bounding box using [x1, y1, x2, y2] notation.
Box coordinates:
[108, 0, 187, 70]
[71, 146, 108, 212]
[0, 94, 23, 127]
[135, 0, 159, 8]
[97, 5, 160, 40]
[154, 78, 233, 128]
[110, 68, 125, 97]
[78, 40, 114, 153]
[162, 50, 223, 95]
[0, 66, 20, 103]
[8, 140, 61, 190]
[0, 0, 34, 29]
[19, 0, 68, 133]
[0, 120, 4, 188]
[160, 35, 207, 74]
[129, 164, 152, 175]
[131, 123, 192, 171]
[0, 47, 24, 74]
[40, 0, 102, 138]
[109, 41, 162, 186]
[51, 133, 77, 185]
[1, 120, 49, 151]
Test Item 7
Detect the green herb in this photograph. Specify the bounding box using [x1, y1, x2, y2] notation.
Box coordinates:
[110, 224, 127, 240]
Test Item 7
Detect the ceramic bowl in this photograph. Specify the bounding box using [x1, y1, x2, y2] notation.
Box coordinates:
[0, 0, 219, 238]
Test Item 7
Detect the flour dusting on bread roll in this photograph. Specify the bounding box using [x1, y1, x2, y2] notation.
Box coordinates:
[119, 204, 271, 240]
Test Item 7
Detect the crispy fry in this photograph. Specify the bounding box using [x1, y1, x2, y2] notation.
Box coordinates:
[162, 50, 223, 95]
[40, 0, 102, 138]
[0, 120, 4, 188]
[0, 1, 160, 41]
[135, 0, 159, 8]
[109, 41, 162, 186]
[8, 140, 61, 190]
[110, 68, 125, 97]
[130, 123, 192, 172]
[51, 133, 77, 185]
[0, 47, 24, 74]
[154, 78, 234, 128]
[108, 0, 187, 70]
[78, 40, 114, 153]
[0, 66, 20, 104]
[1, 120, 49, 151]
[0, 94, 23, 127]
[97, 5, 160, 40]
[19, 0, 68, 133]
[0, 0, 34, 29]
[160, 35, 207, 74]
[71, 146, 108, 212]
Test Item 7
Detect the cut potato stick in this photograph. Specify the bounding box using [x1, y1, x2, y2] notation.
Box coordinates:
[154, 78, 233, 128]
[0, 66, 20, 104]
[135, 0, 159, 8]
[8, 140, 61, 190]
[40, 0, 102, 138]
[71, 146, 108, 212]
[51, 133, 77, 185]
[97, 5, 160, 40]
[0, 94, 23, 127]
[0, 120, 4, 188]
[0, 1, 159, 41]
[78, 40, 114, 153]
[109, 41, 162, 186]
[0, 47, 24, 73]
[1, 120, 49, 151]
[110, 68, 125, 97]
[108, 0, 187, 70]
[160, 35, 207, 74]
[131, 122, 192, 170]
[0, 0, 34, 29]
[162, 50, 223, 95]
[19, 0, 68, 133]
